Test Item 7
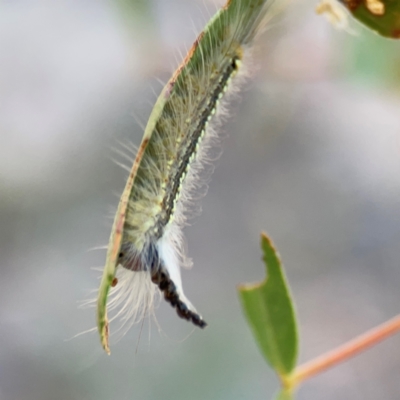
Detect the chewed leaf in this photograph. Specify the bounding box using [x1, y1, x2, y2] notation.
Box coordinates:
[97, 245, 118, 355]
[238, 233, 298, 377]
[339, 0, 400, 38]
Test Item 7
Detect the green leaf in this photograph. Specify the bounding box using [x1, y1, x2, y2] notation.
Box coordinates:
[274, 389, 294, 400]
[238, 233, 298, 377]
[340, 0, 400, 38]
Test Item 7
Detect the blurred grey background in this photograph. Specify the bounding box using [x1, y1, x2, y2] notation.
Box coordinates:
[1, 0, 400, 399]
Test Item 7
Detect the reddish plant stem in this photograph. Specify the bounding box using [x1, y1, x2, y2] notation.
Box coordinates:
[286, 314, 400, 387]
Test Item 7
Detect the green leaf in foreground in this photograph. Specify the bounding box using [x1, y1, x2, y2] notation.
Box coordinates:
[238, 233, 298, 377]
[340, 0, 400, 38]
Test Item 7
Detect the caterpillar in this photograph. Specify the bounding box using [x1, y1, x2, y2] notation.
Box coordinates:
[97, 0, 275, 354]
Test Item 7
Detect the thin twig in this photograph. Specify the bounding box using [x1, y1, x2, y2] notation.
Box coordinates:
[286, 314, 400, 388]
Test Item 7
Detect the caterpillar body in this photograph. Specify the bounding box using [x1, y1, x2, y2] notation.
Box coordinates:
[97, 0, 274, 354]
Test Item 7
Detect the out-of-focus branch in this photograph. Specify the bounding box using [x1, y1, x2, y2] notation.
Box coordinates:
[284, 314, 400, 388]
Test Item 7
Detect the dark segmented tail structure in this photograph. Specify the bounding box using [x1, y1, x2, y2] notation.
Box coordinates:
[120, 241, 206, 328]
[151, 266, 207, 328]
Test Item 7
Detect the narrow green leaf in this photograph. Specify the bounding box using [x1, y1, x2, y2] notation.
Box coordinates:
[274, 388, 294, 400]
[340, 0, 400, 38]
[238, 233, 298, 376]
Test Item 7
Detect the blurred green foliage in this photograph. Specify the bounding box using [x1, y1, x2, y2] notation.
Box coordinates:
[340, 24, 400, 90]
[340, 0, 400, 38]
[114, 0, 155, 31]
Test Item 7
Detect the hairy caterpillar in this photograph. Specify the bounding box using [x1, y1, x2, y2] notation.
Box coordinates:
[97, 0, 275, 354]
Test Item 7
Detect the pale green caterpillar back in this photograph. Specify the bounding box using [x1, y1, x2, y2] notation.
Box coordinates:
[97, 0, 275, 354]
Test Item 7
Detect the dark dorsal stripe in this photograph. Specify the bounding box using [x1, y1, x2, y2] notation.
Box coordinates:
[156, 56, 240, 236]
